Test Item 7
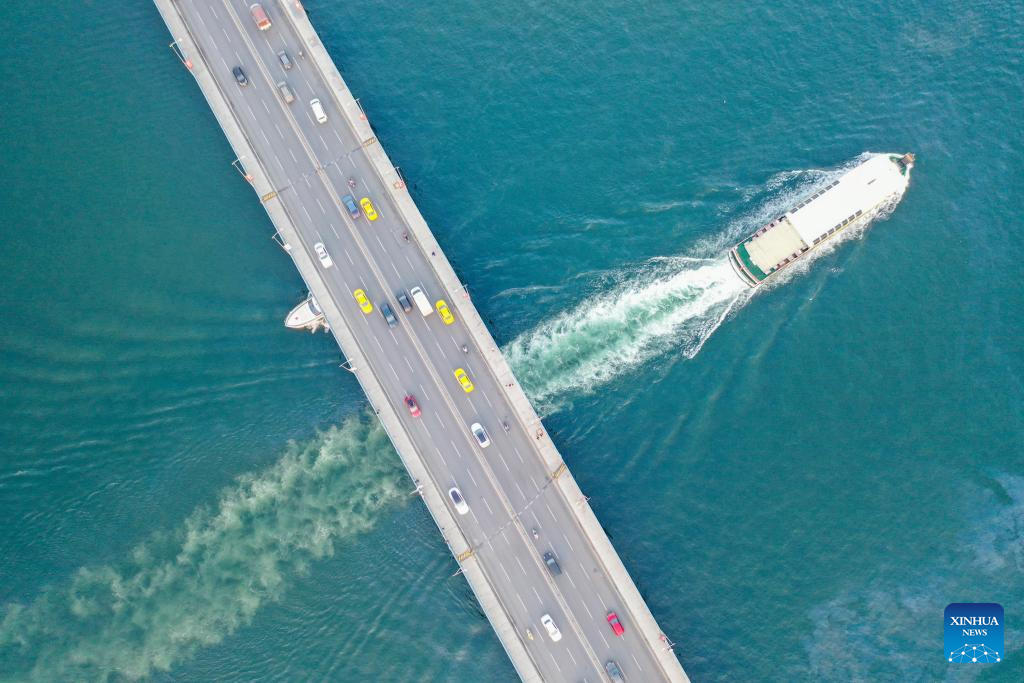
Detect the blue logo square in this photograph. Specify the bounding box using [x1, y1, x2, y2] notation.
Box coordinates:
[945, 603, 1003, 663]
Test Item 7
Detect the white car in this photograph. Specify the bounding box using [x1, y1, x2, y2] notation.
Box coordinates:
[470, 423, 490, 448]
[313, 242, 333, 268]
[448, 486, 469, 515]
[540, 614, 562, 642]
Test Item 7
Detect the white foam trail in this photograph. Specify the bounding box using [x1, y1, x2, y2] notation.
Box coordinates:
[505, 256, 748, 412]
[0, 414, 405, 682]
[506, 153, 899, 412]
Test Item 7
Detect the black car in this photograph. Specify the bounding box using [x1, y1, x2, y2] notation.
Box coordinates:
[605, 660, 625, 682]
[381, 302, 398, 328]
[397, 292, 412, 313]
[542, 551, 562, 576]
[232, 66, 248, 87]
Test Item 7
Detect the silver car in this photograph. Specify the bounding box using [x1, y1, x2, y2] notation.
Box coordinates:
[448, 486, 469, 515]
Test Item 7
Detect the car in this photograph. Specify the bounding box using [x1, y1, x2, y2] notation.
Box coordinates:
[353, 289, 373, 314]
[540, 614, 562, 642]
[397, 293, 412, 313]
[232, 66, 248, 87]
[448, 486, 469, 515]
[454, 368, 474, 393]
[606, 611, 625, 637]
[404, 395, 420, 417]
[249, 3, 271, 30]
[341, 194, 360, 220]
[276, 81, 295, 104]
[313, 242, 333, 268]
[310, 97, 327, 123]
[277, 50, 292, 70]
[470, 423, 490, 448]
[360, 197, 378, 221]
[380, 302, 398, 328]
[542, 551, 562, 576]
[605, 660, 625, 683]
[435, 299, 455, 325]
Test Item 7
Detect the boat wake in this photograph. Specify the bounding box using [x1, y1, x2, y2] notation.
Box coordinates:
[505, 153, 900, 412]
[0, 414, 405, 682]
[505, 255, 749, 413]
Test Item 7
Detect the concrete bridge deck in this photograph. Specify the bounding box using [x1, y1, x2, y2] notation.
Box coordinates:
[153, 2, 690, 681]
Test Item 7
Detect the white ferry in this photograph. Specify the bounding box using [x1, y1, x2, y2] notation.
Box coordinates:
[728, 153, 915, 288]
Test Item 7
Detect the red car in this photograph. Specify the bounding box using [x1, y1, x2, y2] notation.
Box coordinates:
[606, 611, 625, 637]
[404, 395, 421, 417]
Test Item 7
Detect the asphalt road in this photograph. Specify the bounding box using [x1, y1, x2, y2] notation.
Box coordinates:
[174, 2, 672, 680]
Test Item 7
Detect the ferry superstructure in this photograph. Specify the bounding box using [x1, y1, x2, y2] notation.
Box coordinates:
[728, 153, 915, 288]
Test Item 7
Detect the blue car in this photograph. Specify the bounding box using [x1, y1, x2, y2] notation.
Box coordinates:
[341, 194, 360, 220]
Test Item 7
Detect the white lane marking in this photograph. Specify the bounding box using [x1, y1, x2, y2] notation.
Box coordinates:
[345, 250, 354, 265]
[273, 155, 285, 176]
[467, 469, 478, 487]
[375, 234, 384, 249]
[547, 652, 562, 673]
[531, 586, 542, 605]
[514, 481, 526, 500]
[517, 593, 528, 612]
[274, 122, 284, 140]
[404, 254, 415, 269]
[389, 261, 401, 280]
[261, 100, 271, 115]
[581, 600, 594, 619]
[562, 533, 575, 553]
[515, 556, 527, 576]
[632, 654, 643, 671]
[374, 336, 384, 353]
[481, 497, 493, 516]
[483, 392, 493, 408]
[499, 455, 510, 473]
[565, 571, 577, 589]
[196, 9, 206, 27]
[500, 564, 511, 582]
[316, 197, 326, 214]
[330, 223, 339, 238]
[209, 5, 218, 18]
[318, 134, 328, 149]
[545, 502, 556, 520]
[434, 339, 445, 355]
[418, 384, 429, 402]
[566, 649, 578, 667]
[260, 129, 271, 146]
[333, 129, 344, 145]
[404, 357, 414, 371]
[599, 631, 609, 649]
[530, 473, 540, 490]
[288, 148, 298, 163]
[513, 446, 524, 463]
[387, 362, 399, 382]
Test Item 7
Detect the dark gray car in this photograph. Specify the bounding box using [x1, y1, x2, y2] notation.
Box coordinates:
[381, 302, 398, 328]
[605, 660, 625, 682]
[397, 292, 412, 313]
[542, 551, 561, 576]
[232, 66, 248, 86]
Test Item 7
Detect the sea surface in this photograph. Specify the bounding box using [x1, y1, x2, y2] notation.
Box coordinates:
[1, 1, 1021, 681]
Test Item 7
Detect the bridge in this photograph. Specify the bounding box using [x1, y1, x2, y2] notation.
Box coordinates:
[154, 2, 690, 681]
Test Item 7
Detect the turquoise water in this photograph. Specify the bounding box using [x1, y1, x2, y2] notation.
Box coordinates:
[1, 0, 1021, 681]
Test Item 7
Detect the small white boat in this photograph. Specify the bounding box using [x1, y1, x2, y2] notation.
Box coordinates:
[285, 295, 328, 332]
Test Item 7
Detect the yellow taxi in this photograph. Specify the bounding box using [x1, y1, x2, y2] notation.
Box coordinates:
[353, 289, 373, 314]
[454, 368, 474, 393]
[360, 197, 378, 221]
[435, 299, 455, 325]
